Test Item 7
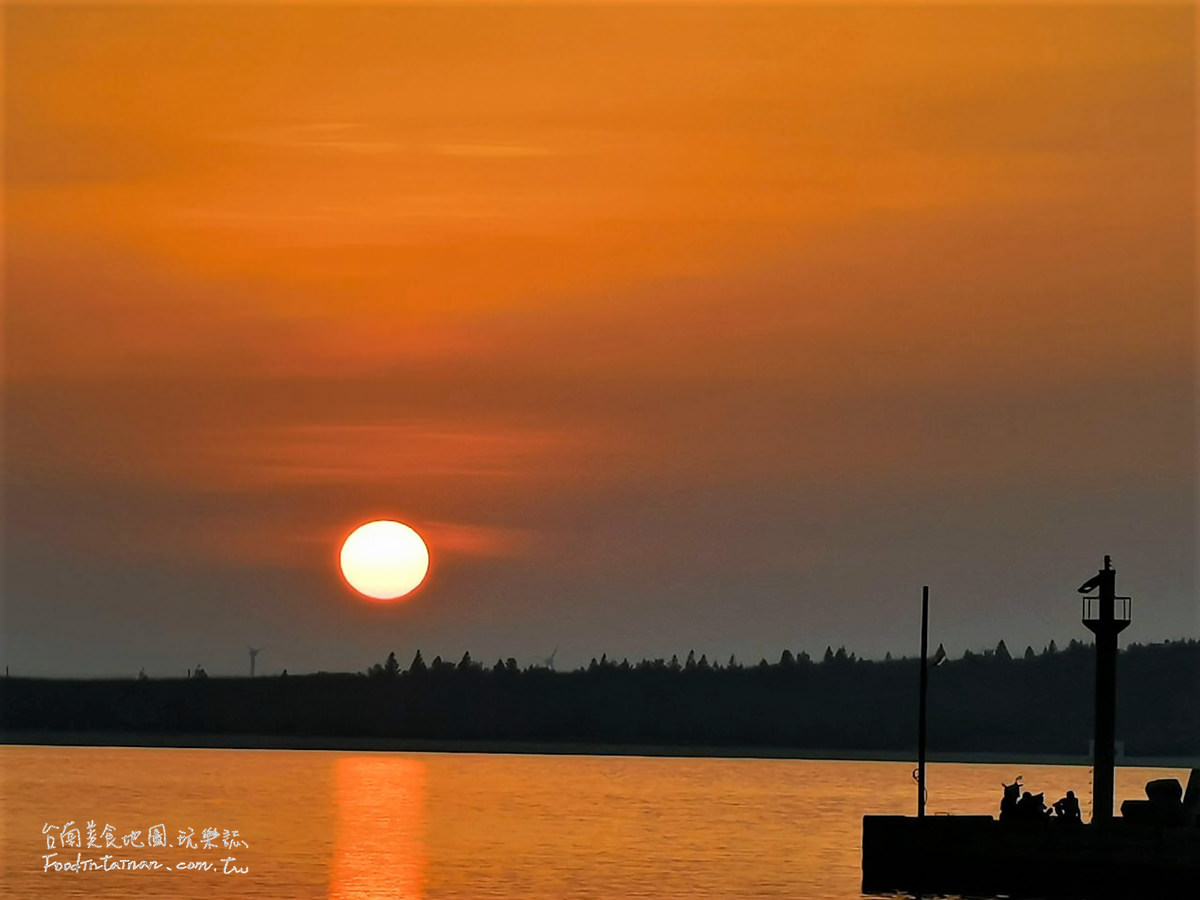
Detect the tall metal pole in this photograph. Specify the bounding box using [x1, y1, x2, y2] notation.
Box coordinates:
[918, 585, 929, 818]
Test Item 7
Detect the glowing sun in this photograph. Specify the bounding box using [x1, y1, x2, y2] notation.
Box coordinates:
[339, 520, 430, 601]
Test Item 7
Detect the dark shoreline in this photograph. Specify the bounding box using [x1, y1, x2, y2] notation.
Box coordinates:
[1, 730, 1194, 768]
[6, 643, 1196, 760]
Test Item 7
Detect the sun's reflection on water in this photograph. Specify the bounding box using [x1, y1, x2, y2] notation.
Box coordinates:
[330, 754, 426, 900]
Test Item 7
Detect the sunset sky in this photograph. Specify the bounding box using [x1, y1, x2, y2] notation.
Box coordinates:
[4, 3, 1195, 677]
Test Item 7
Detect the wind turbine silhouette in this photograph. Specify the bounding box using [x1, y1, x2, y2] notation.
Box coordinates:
[248, 647, 262, 678]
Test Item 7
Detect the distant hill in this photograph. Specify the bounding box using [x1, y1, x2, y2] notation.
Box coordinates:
[2, 640, 1196, 756]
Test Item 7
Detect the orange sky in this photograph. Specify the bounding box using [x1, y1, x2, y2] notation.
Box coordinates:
[4, 4, 1195, 675]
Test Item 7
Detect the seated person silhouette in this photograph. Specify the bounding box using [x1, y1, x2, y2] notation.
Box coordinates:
[1053, 790, 1082, 823]
[1015, 791, 1049, 821]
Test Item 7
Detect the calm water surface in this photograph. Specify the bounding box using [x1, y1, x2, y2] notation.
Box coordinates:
[1, 747, 1186, 899]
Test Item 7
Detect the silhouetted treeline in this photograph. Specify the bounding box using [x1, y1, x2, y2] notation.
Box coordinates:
[2, 639, 1197, 756]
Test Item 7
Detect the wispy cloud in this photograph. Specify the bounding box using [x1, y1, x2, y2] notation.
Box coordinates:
[225, 422, 589, 486]
[225, 123, 554, 160]
[222, 121, 405, 154]
[433, 142, 552, 159]
[419, 520, 530, 558]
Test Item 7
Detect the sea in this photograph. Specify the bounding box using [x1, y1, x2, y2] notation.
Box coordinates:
[1, 746, 1188, 899]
